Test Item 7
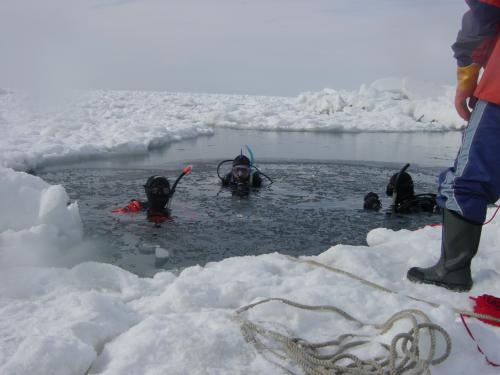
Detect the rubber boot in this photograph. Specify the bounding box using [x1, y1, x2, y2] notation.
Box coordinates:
[407, 208, 482, 292]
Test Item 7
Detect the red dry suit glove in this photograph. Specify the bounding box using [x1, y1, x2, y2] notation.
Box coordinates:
[455, 64, 481, 121]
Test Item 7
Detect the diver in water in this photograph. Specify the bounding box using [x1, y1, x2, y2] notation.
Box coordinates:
[363, 192, 382, 210]
[386, 164, 438, 214]
[363, 164, 438, 214]
[113, 165, 192, 224]
[217, 148, 272, 195]
[222, 154, 262, 188]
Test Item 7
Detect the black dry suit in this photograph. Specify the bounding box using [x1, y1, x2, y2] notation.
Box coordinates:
[144, 175, 172, 217]
[111, 176, 172, 224]
[385, 164, 438, 214]
[113, 166, 192, 224]
[363, 164, 438, 213]
[144, 166, 192, 221]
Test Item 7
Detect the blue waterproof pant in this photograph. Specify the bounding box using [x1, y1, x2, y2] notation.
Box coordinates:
[437, 100, 500, 224]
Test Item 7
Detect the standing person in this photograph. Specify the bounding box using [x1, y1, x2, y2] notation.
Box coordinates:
[407, 0, 500, 291]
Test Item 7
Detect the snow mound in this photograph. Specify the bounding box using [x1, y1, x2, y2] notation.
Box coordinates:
[0, 79, 464, 170]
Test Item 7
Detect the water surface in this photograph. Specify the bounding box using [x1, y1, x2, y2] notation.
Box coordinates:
[37, 130, 457, 276]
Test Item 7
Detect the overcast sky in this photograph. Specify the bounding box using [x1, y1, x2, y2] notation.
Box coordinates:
[0, 0, 467, 96]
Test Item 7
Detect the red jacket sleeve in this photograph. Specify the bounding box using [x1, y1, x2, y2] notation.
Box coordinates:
[452, 0, 500, 67]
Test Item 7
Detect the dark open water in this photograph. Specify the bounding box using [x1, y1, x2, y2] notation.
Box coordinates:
[37, 129, 460, 276]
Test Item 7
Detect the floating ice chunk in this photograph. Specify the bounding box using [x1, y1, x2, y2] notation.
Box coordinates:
[38, 185, 82, 239]
[155, 246, 170, 259]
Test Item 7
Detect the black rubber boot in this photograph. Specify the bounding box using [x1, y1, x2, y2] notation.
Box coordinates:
[407, 208, 482, 292]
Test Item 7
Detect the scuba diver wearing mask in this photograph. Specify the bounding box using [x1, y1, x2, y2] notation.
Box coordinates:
[222, 155, 262, 188]
[217, 148, 272, 195]
[113, 165, 192, 225]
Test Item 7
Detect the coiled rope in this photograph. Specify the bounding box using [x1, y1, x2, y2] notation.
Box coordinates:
[235, 255, 500, 374]
[235, 298, 451, 375]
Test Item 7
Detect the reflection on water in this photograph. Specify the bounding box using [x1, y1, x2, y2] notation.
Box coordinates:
[141, 129, 462, 167]
[41, 128, 462, 171]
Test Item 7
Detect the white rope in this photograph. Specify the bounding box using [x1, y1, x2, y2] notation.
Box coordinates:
[235, 298, 451, 375]
[234, 254, 499, 374]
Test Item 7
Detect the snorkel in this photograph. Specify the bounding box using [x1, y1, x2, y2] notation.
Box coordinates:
[170, 165, 193, 197]
[246, 145, 255, 169]
[165, 164, 192, 210]
[148, 164, 192, 226]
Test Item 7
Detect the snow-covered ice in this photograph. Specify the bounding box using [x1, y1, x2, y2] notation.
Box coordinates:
[0, 78, 464, 171]
[1, 81, 499, 375]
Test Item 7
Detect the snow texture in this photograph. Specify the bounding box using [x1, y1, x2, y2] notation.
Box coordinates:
[1, 83, 498, 375]
[0, 79, 463, 171]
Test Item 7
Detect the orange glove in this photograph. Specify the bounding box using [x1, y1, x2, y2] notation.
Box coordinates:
[455, 64, 481, 121]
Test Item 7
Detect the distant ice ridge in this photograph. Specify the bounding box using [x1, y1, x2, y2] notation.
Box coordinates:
[0, 78, 464, 170]
[295, 78, 462, 132]
[200, 78, 463, 132]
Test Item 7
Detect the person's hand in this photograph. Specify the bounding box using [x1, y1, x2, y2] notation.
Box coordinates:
[455, 64, 481, 121]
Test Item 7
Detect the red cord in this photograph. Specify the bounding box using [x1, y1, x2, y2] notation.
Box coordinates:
[460, 314, 500, 367]
[459, 295, 500, 367]
[423, 205, 500, 229]
[483, 205, 500, 225]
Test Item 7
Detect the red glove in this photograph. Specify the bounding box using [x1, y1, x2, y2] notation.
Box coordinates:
[455, 64, 481, 121]
[112, 199, 141, 214]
